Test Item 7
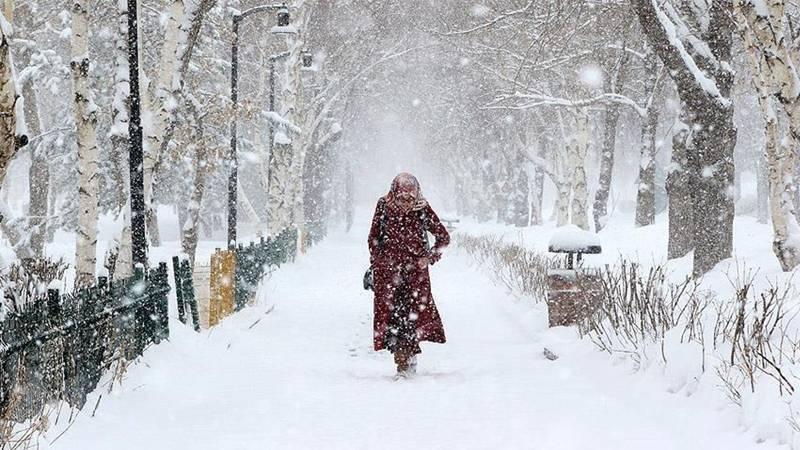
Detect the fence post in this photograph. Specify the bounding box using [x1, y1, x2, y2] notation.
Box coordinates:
[132, 266, 146, 355]
[172, 256, 186, 324]
[180, 259, 201, 332]
[155, 262, 169, 343]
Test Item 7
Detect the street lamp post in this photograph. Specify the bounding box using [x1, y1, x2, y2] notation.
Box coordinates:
[128, 0, 147, 268]
[228, 3, 293, 249]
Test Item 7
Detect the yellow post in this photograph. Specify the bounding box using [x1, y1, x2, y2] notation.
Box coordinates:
[219, 250, 236, 318]
[209, 252, 221, 327]
[209, 249, 236, 326]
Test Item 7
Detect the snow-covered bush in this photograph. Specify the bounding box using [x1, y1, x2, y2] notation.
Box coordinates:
[0, 257, 68, 314]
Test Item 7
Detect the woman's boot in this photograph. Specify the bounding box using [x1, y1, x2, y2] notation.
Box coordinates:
[394, 349, 410, 378]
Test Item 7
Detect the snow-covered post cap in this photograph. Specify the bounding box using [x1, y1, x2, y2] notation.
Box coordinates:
[547, 225, 601, 254]
[547, 225, 601, 270]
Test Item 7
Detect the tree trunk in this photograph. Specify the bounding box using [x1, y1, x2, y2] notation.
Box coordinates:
[592, 53, 628, 232]
[666, 120, 694, 259]
[23, 82, 47, 258]
[0, 11, 20, 192]
[285, 4, 311, 252]
[569, 111, 590, 230]
[71, 0, 100, 287]
[635, 98, 661, 225]
[735, 0, 800, 270]
[756, 154, 768, 223]
[182, 141, 208, 266]
[530, 165, 544, 226]
[110, 0, 130, 213]
[635, 48, 662, 227]
[268, 4, 310, 237]
[593, 101, 620, 232]
[634, 0, 737, 276]
[142, 0, 183, 247]
[344, 161, 353, 233]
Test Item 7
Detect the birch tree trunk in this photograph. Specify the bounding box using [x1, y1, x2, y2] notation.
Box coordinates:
[142, 0, 183, 247]
[735, 0, 800, 270]
[0, 12, 20, 191]
[569, 110, 590, 230]
[110, 0, 130, 212]
[182, 133, 209, 266]
[287, 6, 311, 252]
[107, 0, 132, 281]
[71, 0, 100, 287]
[269, 2, 309, 237]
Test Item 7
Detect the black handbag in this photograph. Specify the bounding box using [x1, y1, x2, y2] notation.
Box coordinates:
[363, 265, 374, 291]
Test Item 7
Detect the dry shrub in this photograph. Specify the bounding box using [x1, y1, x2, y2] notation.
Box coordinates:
[580, 260, 707, 367]
[1, 257, 68, 314]
[455, 233, 800, 408]
[454, 233, 559, 301]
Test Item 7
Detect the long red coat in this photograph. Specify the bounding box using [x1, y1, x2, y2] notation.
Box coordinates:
[368, 197, 450, 351]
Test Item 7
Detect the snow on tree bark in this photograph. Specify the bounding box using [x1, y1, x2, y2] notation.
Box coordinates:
[633, 0, 737, 276]
[71, 0, 100, 287]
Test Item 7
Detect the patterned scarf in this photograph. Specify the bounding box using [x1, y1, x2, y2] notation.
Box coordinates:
[386, 172, 428, 212]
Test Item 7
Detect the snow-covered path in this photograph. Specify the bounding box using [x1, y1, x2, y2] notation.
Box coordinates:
[47, 229, 785, 450]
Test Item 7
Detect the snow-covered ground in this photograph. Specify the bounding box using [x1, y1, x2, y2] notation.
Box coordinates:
[39, 218, 786, 450]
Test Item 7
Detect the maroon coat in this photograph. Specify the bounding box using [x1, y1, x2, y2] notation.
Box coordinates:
[368, 196, 450, 351]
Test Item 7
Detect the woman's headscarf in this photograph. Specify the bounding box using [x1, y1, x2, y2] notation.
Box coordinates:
[386, 172, 428, 212]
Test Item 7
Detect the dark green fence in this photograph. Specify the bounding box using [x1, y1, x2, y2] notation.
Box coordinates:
[0, 263, 170, 421]
[172, 256, 200, 332]
[234, 227, 298, 310]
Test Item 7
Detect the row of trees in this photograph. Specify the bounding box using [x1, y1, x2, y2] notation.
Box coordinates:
[0, 0, 402, 284]
[334, 0, 800, 277]
[0, 0, 799, 279]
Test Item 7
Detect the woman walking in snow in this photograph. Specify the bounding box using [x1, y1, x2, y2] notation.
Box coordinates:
[368, 172, 450, 378]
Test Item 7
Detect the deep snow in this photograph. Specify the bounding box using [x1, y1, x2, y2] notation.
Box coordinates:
[38, 220, 785, 450]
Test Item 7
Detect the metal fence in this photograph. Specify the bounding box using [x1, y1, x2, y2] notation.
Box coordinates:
[0, 229, 302, 423]
[0, 263, 171, 422]
[234, 227, 298, 310]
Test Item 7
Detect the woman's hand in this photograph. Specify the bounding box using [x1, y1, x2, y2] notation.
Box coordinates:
[417, 256, 430, 268]
[429, 248, 443, 265]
